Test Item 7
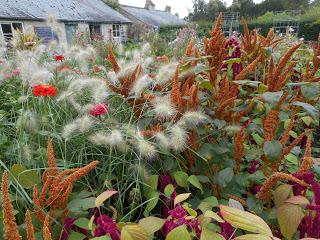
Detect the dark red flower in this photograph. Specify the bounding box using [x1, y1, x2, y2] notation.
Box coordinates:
[94, 215, 120, 240]
[55, 55, 64, 61]
[90, 103, 109, 117]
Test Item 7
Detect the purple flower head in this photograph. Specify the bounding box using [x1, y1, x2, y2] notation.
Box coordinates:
[94, 215, 120, 240]
[159, 174, 177, 218]
[223, 36, 243, 80]
[218, 211, 234, 239]
[292, 172, 315, 196]
[168, 205, 187, 219]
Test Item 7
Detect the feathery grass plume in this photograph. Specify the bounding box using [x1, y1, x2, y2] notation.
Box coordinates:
[89, 130, 124, 147]
[135, 136, 157, 159]
[1, 171, 22, 240]
[152, 95, 177, 119]
[235, 55, 262, 80]
[256, 172, 308, 201]
[234, 128, 245, 173]
[15, 110, 38, 132]
[169, 125, 188, 152]
[62, 115, 93, 139]
[25, 210, 35, 240]
[43, 215, 52, 240]
[280, 109, 296, 145]
[299, 136, 313, 173]
[130, 74, 152, 96]
[155, 62, 178, 85]
[177, 111, 207, 129]
[155, 132, 171, 150]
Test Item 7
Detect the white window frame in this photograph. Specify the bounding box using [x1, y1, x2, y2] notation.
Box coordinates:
[112, 24, 121, 38]
[0, 21, 24, 40]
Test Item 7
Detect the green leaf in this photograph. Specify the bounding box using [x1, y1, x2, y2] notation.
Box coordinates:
[166, 225, 191, 240]
[301, 83, 320, 100]
[220, 205, 272, 236]
[235, 234, 280, 240]
[200, 228, 225, 240]
[217, 168, 234, 187]
[11, 164, 40, 189]
[174, 193, 191, 206]
[293, 101, 320, 120]
[68, 231, 87, 240]
[188, 175, 203, 193]
[173, 171, 189, 189]
[277, 203, 304, 240]
[252, 133, 264, 145]
[143, 191, 160, 216]
[204, 210, 225, 223]
[262, 91, 283, 104]
[121, 224, 148, 240]
[164, 184, 174, 197]
[198, 197, 219, 214]
[139, 217, 165, 235]
[263, 141, 283, 162]
[91, 236, 112, 240]
[273, 184, 293, 208]
[74, 218, 92, 230]
[68, 197, 96, 213]
[182, 203, 198, 217]
[301, 116, 313, 126]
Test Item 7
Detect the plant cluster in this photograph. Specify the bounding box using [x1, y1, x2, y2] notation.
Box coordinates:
[0, 15, 319, 240]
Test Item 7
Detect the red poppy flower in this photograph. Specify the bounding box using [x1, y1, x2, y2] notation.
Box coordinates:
[55, 55, 64, 62]
[33, 85, 58, 97]
[90, 103, 109, 117]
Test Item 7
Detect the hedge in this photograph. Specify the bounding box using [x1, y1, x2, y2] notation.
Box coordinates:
[159, 21, 320, 42]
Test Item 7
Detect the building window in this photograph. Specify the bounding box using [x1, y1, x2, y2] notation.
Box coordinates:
[89, 24, 101, 40]
[112, 24, 121, 38]
[0, 22, 23, 41]
[34, 26, 58, 44]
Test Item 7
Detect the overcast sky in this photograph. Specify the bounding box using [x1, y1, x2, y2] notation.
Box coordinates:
[119, 0, 263, 18]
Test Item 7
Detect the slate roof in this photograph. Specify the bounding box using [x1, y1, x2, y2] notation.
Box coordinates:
[121, 5, 187, 28]
[0, 0, 131, 24]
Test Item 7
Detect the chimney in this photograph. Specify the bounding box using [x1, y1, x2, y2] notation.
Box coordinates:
[165, 5, 171, 13]
[145, 0, 155, 10]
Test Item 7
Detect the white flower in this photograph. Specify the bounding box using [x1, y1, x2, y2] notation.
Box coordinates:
[130, 75, 152, 96]
[155, 132, 170, 150]
[136, 138, 157, 159]
[177, 111, 207, 129]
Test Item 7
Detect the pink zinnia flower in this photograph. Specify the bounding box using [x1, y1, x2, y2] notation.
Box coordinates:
[90, 103, 109, 117]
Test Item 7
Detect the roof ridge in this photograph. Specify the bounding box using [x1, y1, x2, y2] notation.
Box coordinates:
[120, 5, 167, 13]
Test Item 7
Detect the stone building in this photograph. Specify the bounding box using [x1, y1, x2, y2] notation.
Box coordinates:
[0, 0, 132, 44]
[118, 0, 187, 40]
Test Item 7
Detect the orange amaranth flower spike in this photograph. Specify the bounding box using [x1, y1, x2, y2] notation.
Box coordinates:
[25, 210, 35, 240]
[235, 55, 261, 80]
[107, 44, 120, 73]
[280, 110, 296, 146]
[234, 128, 246, 172]
[43, 215, 52, 240]
[1, 171, 22, 240]
[170, 67, 183, 112]
[256, 172, 309, 201]
[299, 136, 313, 173]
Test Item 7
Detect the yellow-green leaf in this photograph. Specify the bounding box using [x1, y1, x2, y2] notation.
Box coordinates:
[220, 205, 272, 236]
[11, 164, 40, 189]
[174, 193, 191, 206]
[95, 190, 118, 207]
[138, 217, 165, 235]
[273, 184, 292, 207]
[204, 210, 225, 223]
[166, 225, 191, 240]
[235, 234, 281, 240]
[285, 196, 310, 206]
[121, 224, 148, 240]
[200, 227, 225, 240]
[277, 203, 304, 240]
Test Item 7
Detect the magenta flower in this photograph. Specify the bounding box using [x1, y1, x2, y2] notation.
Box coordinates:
[223, 36, 243, 80]
[159, 174, 177, 218]
[90, 103, 109, 117]
[94, 215, 120, 240]
[162, 205, 201, 238]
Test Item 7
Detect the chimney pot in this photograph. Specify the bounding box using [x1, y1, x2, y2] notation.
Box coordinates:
[145, 0, 155, 10]
[165, 5, 171, 13]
